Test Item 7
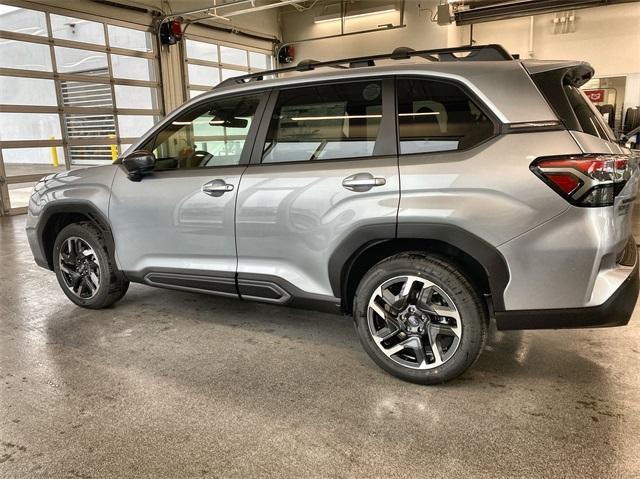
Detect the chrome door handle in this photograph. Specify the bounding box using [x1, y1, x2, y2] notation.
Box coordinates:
[342, 173, 386, 192]
[202, 179, 234, 197]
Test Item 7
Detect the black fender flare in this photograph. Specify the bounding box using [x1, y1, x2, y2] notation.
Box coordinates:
[36, 200, 116, 270]
[328, 223, 510, 311]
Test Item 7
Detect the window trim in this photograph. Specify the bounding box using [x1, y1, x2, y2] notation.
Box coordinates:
[136, 90, 270, 171]
[249, 77, 397, 167]
[395, 75, 502, 158]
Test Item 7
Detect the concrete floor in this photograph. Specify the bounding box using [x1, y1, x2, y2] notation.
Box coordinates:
[1, 215, 640, 478]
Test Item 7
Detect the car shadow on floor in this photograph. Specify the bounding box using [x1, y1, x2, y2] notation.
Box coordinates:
[41, 283, 612, 391]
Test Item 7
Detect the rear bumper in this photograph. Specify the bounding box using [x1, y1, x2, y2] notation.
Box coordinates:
[495, 245, 639, 330]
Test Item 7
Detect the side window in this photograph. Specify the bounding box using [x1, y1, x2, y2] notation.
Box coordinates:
[262, 80, 383, 164]
[397, 78, 495, 154]
[152, 94, 261, 170]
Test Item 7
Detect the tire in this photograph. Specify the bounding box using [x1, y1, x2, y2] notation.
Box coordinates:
[353, 253, 487, 385]
[53, 221, 129, 309]
[623, 107, 640, 133]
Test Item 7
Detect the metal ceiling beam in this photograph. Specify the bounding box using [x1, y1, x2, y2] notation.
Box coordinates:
[453, 0, 640, 25]
[164, 0, 308, 22]
[165, 0, 256, 19]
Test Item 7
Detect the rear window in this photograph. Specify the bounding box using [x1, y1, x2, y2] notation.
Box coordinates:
[531, 69, 616, 142]
[564, 85, 615, 141]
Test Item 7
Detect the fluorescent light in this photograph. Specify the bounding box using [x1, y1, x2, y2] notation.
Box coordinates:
[173, 119, 226, 126]
[314, 5, 397, 24]
[289, 113, 439, 121]
[290, 114, 382, 121]
[398, 112, 440, 116]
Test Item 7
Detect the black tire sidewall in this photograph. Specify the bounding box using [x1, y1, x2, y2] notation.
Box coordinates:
[53, 223, 115, 309]
[353, 255, 486, 384]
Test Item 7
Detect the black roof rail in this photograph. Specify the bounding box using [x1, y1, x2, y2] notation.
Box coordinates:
[217, 44, 513, 89]
[296, 59, 321, 71]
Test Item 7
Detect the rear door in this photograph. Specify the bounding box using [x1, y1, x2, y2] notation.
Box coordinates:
[109, 92, 267, 296]
[234, 78, 399, 305]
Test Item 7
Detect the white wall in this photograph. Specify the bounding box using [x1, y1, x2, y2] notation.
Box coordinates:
[471, 3, 640, 77]
[280, 0, 450, 61]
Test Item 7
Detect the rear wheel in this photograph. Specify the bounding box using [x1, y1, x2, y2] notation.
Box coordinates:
[53, 222, 129, 309]
[353, 253, 487, 384]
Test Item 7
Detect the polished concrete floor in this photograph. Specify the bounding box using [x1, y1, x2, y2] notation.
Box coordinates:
[1, 215, 639, 478]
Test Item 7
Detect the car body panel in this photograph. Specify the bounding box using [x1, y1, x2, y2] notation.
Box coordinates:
[570, 130, 627, 155]
[397, 131, 579, 247]
[235, 156, 400, 297]
[26, 166, 117, 267]
[109, 165, 244, 279]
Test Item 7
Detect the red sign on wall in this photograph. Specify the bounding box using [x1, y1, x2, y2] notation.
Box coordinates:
[584, 89, 605, 103]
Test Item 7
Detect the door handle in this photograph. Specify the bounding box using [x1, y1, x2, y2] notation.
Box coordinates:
[202, 179, 234, 197]
[342, 173, 386, 192]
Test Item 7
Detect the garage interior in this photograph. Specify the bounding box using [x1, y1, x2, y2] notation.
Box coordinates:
[1, 0, 640, 477]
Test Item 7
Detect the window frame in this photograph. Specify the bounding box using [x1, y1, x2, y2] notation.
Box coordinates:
[182, 33, 274, 98]
[137, 90, 270, 171]
[249, 77, 396, 166]
[395, 75, 501, 158]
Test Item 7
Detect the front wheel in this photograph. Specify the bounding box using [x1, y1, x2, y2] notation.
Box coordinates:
[353, 253, 487, 384]
[53, 221, 129, 309]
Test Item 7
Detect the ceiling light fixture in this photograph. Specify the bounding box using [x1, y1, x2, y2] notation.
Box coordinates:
[314, 5, 397, 24]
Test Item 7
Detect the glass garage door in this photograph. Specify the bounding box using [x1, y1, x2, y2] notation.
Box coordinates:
[183, 34, 272, 99]
[0, 4, 162, 214]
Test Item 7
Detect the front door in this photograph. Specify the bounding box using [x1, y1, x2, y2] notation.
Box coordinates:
[110, 92, 266, 297]
[235, 78, 399, 304]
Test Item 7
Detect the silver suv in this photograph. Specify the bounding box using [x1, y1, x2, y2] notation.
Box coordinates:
[26, 45, 639, 384]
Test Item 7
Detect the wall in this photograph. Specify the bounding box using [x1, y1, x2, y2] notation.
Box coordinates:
[471, 3, 640, 77]
[280, 0, 450, 61]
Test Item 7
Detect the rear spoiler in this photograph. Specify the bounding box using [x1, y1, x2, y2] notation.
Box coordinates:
[523, 59, 597, 136]
[522, 60, 594, 87]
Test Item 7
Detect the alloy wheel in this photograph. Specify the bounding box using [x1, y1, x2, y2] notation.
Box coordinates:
[58, 236, 101, 299]
[367, 275, 462, 370]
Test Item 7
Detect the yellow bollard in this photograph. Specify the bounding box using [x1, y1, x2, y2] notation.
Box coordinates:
[50, 136, 59, 168]
[109, 134, 118, 163]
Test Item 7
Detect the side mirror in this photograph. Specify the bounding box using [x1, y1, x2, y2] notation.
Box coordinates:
[122, 150, 155, 182]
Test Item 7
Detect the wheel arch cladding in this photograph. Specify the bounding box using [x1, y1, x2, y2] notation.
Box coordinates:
[38, 201, 116, 271]
[330, 223, 510, 313]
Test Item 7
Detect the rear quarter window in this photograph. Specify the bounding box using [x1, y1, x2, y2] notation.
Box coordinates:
[396, 78, 495, 154]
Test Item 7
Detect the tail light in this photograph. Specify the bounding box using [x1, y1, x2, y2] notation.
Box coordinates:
[530, 154, 632, 207]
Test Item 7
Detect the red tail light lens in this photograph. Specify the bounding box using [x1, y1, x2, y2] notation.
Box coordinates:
[531, 154, 632, 207]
